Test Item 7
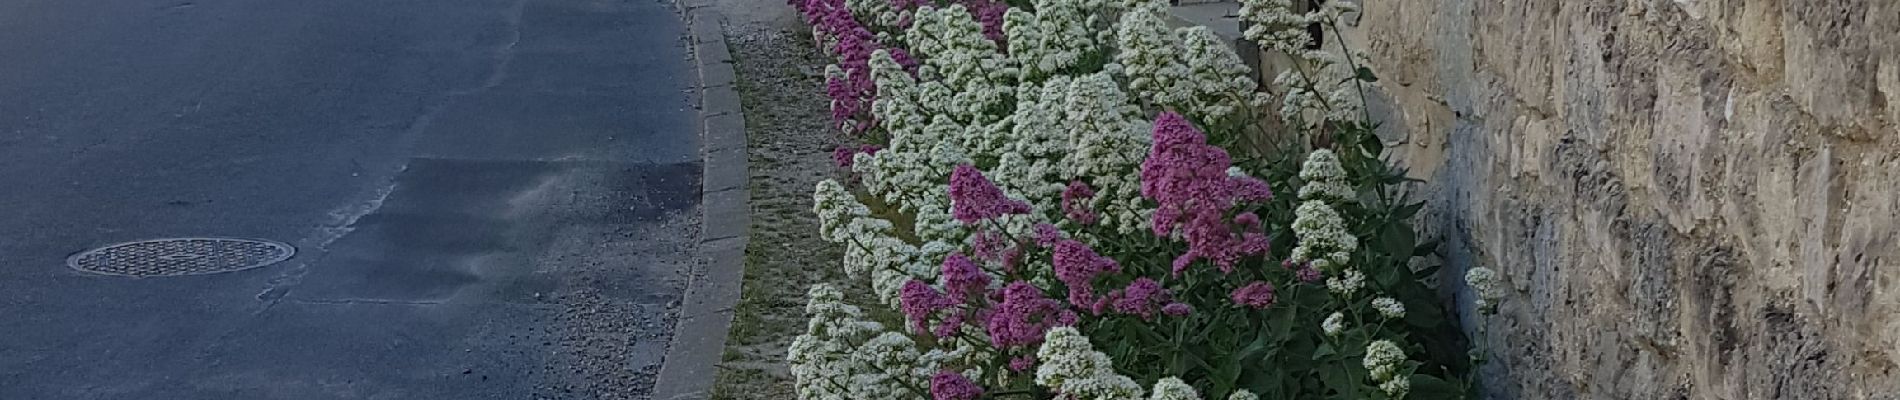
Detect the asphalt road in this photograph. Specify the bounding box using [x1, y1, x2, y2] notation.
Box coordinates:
[0, 0, 702, 398]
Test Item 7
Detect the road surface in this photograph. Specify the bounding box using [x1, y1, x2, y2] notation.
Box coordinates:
[0, 0, 702, 398]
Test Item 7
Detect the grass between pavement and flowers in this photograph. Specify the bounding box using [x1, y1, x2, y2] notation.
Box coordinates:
[708, 29, 851, 400]
[723, 0, 1510, 399]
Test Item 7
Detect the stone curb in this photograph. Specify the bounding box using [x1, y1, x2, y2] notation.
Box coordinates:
[651, 0, 748, 398]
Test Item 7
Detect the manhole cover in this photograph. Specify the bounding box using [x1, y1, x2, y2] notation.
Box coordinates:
[67, 238, 296, 277]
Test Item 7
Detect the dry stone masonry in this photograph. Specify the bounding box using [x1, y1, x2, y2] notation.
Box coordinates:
[1350, 0, 1899, 398]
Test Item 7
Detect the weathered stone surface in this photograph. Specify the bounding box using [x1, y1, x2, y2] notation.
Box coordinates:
[1352, 0, 1900, 398]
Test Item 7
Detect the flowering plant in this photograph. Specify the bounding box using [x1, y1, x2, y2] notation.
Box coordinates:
[784, 0, 1504, 398]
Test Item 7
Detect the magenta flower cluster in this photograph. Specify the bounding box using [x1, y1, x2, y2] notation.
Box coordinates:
[1229, 281, 1277, 309]
[1008, 355, 1037, 372]
[1162, 302, 1194, 316]
[1106, 277, 1167, 319]
[1060, 180, 1099, 225]
[793, 0, 917, 135]
[964, 0, 1008, 43]
[940, 253, 992, 300]
[1139, 112, 1274, 274]
[931, 370, 984, 400]
[832, 144, 883, 169]
[1051, 239, 1121, 309]
[900, 253, 996, 337]
[949, 164, 1031, 224]
[985, 281, 1078, 348]
[890, 0, 931, 14]
[1033, 223, 1064, 247]
[901, 279, 958, 336]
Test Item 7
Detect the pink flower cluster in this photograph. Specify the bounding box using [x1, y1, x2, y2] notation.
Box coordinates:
[794, 0, 918, 135]
[1032, 223, 1064, 247]
[832, 144, 883, 169]
[1107, 278, 1167, 319]
[964, 0, 1008, 43]
[901, 280, 959, 336]
[940, 253, 992, 300]
[1060, 180, 1098, 225]
[901, 253, 997, 337]
[905, 274, 1078, 348]
[931, 371, 984, 400]
[1139, 112, 1274, 274]
[1229, 281, 1277, 309]
[1281, 259, 1324, 283]
[1051, 239, 1121, 308]
[985, 281, 1078, 348]
[949, 164, 1032, 224]
[890, 0, 932, 14]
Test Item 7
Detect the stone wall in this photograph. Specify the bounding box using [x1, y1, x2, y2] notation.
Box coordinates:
[1350, 1, 1900, 398]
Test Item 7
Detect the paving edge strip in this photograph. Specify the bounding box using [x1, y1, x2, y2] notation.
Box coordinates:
[651, 1, 749, 399]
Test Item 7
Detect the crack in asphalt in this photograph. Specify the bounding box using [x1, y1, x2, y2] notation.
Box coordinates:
[286, 298, 445, 306]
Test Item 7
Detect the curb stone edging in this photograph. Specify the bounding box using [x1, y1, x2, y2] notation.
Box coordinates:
[652, 1, 748, 399]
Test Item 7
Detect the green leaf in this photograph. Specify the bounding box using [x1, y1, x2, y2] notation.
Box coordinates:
[1312, 343, 1336, 360]
[1355, 66, 1380, 82]
[1414, 263, 1444, 280]
[1215, 362, 1242, 394]
[1236, 329, 1272, 361]
[1359, 132, 1384, 155]
[1381, 223, 1415, 261]
[1319, 365, 1351, 392]
[1394, 201, 1426, 219]
[1412, 239, 1440, 257]
[1409, 374, 1463, 399]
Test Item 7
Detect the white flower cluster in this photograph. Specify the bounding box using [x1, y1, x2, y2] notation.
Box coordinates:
[1291, 149, 1357, 272]
[1381, 374, 1412, 398]
[1035, 327, 1145, 399]
[1239, 0, 1358, 54]
[1465, 266, 1504, 312]
[845, 0, 903, 32]
[914, 203, 967, 244]
[907, 6, 1014, 125]
[790, 285, 929, 399]
[984, 78, 1078, 216]
[1297, 149, 1353, 202]
[857, 115, 970, 215]
[1304, 0, 1360, 27]
[1148, 377, 1202, 400]
[1322, 311, 1346, 336]
[1058, 73, 1154, 235]
[1362, 339, 1409, 397]
[1004, 0, 1103, 81]
[871, 49, 930, 136]
[1372, 297, 1405, 319]
[1226, 389, 1260, 400]
[921, 341, 986, 380]
[1113, 5, 1188, 107]
[812, 179, 936, 306]
[1291, 200, 1355, 270]
[814, 179, 875, 243]
[1236, 0, 1309, 54]
[1326, 268, 1364, 297]
[853, 331, 930, 397]
[1176, 26, 1268, 125]
[861, 51, 962, 216]
[1273, 49, 1367, 125]
[1114, 7, 1266, 127]
[1238, 0, 1371, 126]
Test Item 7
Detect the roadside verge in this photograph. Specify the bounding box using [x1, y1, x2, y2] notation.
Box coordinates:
[651, 2, 748, 399]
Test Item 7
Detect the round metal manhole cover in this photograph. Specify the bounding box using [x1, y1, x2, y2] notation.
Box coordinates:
[67, 238, 296, 277]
